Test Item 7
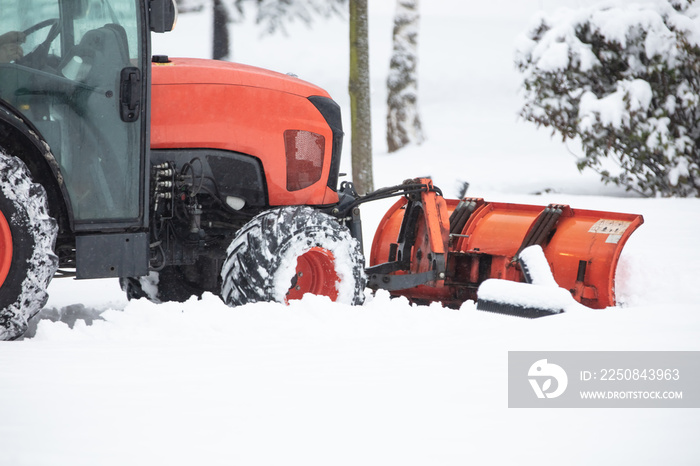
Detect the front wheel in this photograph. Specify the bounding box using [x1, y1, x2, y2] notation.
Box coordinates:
[0, 152, 58, 340]
[221, 206, 366, 306]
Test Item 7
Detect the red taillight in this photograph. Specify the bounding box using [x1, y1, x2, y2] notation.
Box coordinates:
[284, 130, 325, 191]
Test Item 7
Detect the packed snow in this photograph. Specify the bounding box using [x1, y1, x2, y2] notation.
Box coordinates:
[1, 1, 699, 465]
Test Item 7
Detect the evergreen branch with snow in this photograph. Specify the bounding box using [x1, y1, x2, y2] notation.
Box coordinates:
[516, 0, 700, 197]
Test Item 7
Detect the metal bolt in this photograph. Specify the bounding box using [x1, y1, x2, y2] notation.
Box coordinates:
[298, 272, 303, 277]
[295, 286, 301, 291]
[438, 272, 445, 279]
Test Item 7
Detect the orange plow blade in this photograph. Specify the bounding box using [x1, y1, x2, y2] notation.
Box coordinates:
[367, 180, 643, 312]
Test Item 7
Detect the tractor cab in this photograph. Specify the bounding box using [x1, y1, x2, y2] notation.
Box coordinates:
[0, 0, 156, 223]
[0, 0, 174, 280]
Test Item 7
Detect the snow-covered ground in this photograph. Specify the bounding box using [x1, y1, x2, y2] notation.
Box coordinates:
[2, 1, 699, 465]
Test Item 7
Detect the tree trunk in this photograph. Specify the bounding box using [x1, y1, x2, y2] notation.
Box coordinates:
[387, 0, 423, 153]
[349, 0, 374, 194]
[213, 0, 230, 60]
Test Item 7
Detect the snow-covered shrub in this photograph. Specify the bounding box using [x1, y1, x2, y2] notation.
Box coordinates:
[516, 0, 700, 197]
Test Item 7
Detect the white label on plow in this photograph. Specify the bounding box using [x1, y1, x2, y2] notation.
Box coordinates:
[605, 234, 622, 244]
[588, 219, 632, 236]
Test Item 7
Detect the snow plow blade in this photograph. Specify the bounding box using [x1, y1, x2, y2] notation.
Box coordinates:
[367, 179, 643, 314]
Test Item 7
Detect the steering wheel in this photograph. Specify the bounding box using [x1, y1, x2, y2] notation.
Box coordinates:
[22, 18, 59, 37]
[15, 18, 61, 68]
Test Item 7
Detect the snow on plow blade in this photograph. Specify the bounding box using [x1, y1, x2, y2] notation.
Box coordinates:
[476, 279, 575, 318]
[476, 245, 580, 318]
[367, 180, 643, 315]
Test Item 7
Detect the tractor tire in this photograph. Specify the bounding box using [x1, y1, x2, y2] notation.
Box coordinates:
[221, 206, 366, 306]
[0, 151, 58, 340]
[119, 267, 204, 303]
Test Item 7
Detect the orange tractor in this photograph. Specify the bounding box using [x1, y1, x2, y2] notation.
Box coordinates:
[0, 0, 642, 340]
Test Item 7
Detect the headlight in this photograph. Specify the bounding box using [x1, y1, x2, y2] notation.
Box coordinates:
[284, 130, 325, 191]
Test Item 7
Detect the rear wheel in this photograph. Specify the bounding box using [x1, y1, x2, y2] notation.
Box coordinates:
[0, 152, 58, 340]
[221, 206, 365, 306]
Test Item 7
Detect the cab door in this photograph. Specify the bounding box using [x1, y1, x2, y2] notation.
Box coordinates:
[0, 0, 148, 226]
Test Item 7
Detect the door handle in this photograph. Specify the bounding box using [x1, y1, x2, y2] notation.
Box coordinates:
[119, 67, 141, 122]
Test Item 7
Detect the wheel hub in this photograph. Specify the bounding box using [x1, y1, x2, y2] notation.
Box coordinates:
[286, 247, 339, 301]
[0, 211, 13, 288]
